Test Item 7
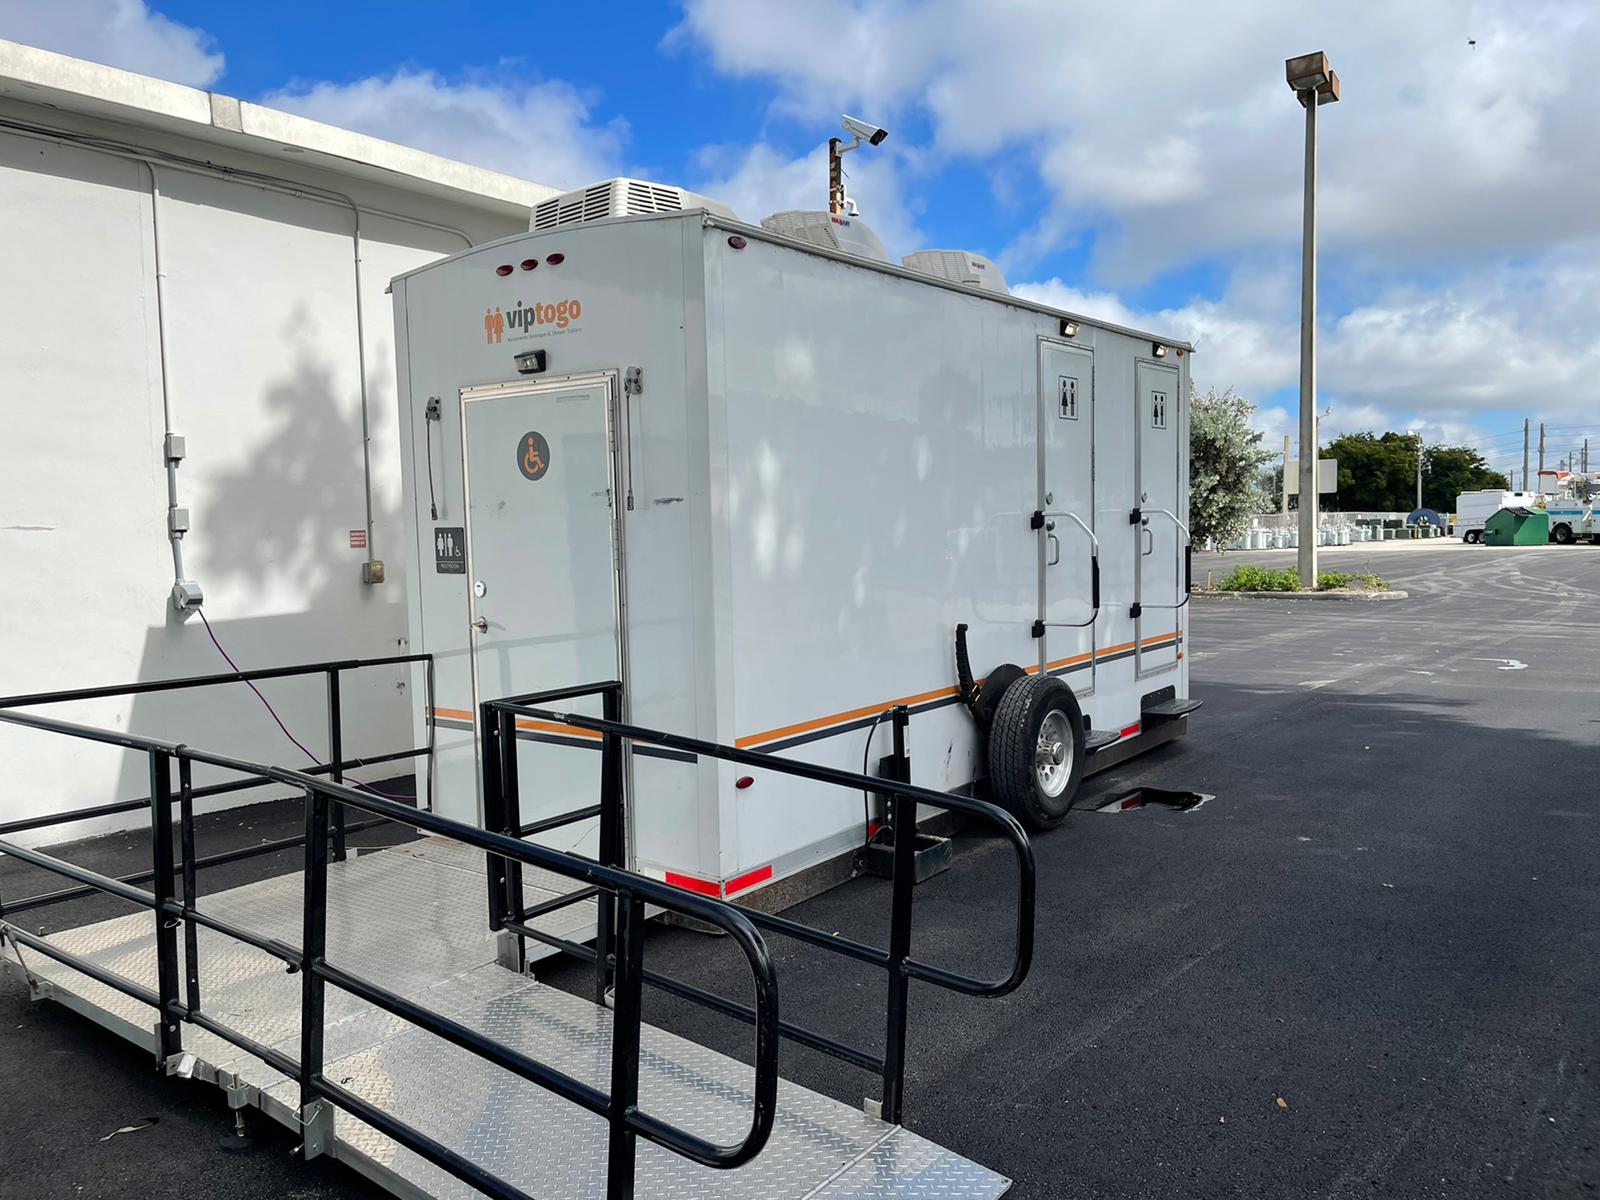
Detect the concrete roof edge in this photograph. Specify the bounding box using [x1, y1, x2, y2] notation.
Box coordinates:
[0, 38, 561, 210]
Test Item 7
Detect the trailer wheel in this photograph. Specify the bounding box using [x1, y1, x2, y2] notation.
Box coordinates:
[1463, 529, 1481, 544]
[974, 662, 1027, 731]
[1553, 523, 1574, 545]
[987, 675, 1086, 830]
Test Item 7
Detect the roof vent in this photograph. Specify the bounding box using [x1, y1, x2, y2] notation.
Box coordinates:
[902, 250, 1009, 294]
[529, 178, 736, 231]
[759, 211, 891, 263]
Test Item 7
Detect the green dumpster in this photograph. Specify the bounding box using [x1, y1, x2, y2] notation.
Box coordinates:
[1483, 507, 1549, 546]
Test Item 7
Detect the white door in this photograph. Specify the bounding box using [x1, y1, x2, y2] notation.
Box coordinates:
[1134, 361, 1183, 678]
[462, 375, 622, 854]
[1037, 341, 1098, 691]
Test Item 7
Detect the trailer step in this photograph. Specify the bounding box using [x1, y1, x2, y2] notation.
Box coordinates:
[1141, 697, 1203, 721]
[2, 838, 1009, 1199]
[1084, 729, 1121, 752]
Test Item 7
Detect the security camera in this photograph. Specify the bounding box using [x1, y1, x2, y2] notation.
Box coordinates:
[841, 115, 888, 146]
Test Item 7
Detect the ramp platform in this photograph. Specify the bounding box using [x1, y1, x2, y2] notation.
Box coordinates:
[3, 837, 1009, 1199]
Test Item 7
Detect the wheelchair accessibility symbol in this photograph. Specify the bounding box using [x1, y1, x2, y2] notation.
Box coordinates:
[517, 431, 551, 481]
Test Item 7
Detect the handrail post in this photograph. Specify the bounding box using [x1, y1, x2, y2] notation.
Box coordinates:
[177, 757, 201, 1018]
[595, 685, 624, 1005]
[879, 706, 914, 1125]
[606, 891, 646, 1198]
[327, 670, 346, 863]
[498, 707, 526, 959]
[149, 750, 183, 1066]
[299, 785, 330, 1153]
[480, 701, 507, 932]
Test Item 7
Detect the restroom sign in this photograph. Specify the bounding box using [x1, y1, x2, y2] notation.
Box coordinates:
[434, 527, 465, 574]
[517, 431, 551, 481]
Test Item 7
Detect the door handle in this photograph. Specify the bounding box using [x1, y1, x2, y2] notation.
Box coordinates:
[1047, 533, 1061, 566]
[472, 616, 488, 632]
[1142, 527, 1154, 556]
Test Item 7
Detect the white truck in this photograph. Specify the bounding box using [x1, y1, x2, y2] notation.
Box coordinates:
[1539, 472, 1599, 544]
[1456, 489, 1544, 543]
[391, 180, 1198, 904]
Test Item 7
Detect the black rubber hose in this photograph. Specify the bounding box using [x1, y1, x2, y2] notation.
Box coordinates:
[955, 623, 978, 713]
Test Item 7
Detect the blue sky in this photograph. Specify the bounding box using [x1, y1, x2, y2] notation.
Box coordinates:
[8, 0, 1600, 482]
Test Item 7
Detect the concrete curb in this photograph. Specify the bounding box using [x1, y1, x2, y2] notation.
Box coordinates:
[1193, 589, 1409, 601]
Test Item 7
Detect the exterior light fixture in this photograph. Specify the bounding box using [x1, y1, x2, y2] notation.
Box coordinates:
[1285, 50, 1341, 107]
[1060, 319, 1080, 338]
[1152, 342, 1168, 358]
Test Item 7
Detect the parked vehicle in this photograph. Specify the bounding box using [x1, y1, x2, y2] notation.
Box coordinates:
[1455, 489, 1544, 543]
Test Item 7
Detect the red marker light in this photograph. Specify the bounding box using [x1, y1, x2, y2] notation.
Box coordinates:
[495, 264, 513, 276]
[735, 775, 755, 790]
[519, 258, 538, 271]
[545, 252, 565, 265]
[727, 235, 747, 250]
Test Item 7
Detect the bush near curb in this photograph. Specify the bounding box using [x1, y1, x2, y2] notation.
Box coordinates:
[1216, 565, 1301, 592]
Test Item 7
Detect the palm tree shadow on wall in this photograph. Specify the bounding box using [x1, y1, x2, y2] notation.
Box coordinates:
[107, 305, 415, 808]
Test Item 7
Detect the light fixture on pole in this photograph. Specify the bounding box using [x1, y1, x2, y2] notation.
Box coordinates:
[1286, 50, 1340, 582]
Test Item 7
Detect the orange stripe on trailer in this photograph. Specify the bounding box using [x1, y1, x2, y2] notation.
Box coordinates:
[427, 707, 602, 740]
[736, 632, 1183, 748]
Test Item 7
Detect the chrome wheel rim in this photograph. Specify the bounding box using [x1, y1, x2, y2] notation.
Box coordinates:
[1034, 709, 1074, 797]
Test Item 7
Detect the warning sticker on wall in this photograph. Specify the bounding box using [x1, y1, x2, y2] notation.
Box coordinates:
[434, 527, 465, 574]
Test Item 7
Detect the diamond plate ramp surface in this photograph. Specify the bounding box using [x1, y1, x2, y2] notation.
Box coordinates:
[5, 839, 1010, 1199]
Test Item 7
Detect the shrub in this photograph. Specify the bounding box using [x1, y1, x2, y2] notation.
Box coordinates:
[1316, 570, 1353, 590]
[1216, 564, 1301, 592]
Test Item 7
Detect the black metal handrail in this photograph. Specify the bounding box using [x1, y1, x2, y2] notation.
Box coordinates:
[0, 652, 436, 860]
[0, 704, 782, 1199]
[483, 680, 1036, 1126]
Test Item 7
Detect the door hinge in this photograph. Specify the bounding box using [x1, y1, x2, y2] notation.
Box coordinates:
[1129, 507, 1143, 524]
[1030, 510, 1046, 530]
[1031, 619, 1046, 639]
[1129, 602, 1142, 619]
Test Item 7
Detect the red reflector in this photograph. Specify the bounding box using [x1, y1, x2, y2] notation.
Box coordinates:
[545, 252, 565, 265]
[1119, 722, 1141, 738]
[735, 775, 754, 790]
[664, 871, 721, 897]
[519, 258, 538, 271]
[727, 235, 748, 250]
[494, 264, 513, 276]
[725, 865, 773, 896]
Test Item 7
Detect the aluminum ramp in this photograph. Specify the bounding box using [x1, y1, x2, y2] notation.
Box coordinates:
[2, 837, 1010, 1199]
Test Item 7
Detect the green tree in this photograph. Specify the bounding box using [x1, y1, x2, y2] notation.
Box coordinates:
[1422, 446, 1509, 511]
[1189, 386, 1273, 545]
[1324, 431, 1419, 511]
[1325, 431, 1510, 512]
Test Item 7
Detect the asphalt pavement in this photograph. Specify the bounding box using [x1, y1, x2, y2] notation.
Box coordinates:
[3, 539, 1596, 1199]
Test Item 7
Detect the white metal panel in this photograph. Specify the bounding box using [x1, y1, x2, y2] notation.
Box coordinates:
[1135, 360, 1184, 679]
[462, 377, 620, 848]
[1038, 339, 1097, 690]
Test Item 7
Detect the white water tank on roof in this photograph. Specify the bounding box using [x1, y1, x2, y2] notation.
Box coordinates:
[759, 211, 891, 263]
[901, 249, 1009, 294]
[529, 178, 737, 231]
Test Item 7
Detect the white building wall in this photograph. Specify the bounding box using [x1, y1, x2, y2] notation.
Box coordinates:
[0, 105, 534, 844]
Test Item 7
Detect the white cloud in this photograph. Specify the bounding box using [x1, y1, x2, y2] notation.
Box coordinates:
[690, 139, 923, 256]
[674, 0, 1600, 283]
[0, 0, 222, 87]
[262, 69, 627, 191]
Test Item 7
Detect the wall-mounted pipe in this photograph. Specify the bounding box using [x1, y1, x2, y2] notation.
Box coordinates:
[0, 115, 479, 595]
[141, 161, 202, 610]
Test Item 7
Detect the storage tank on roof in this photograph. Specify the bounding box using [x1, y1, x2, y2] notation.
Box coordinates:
[759, 211, 891, 263]
[901, 250, 1009, 294]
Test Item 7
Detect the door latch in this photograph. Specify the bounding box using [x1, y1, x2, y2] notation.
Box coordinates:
[472, 617, 488, 632]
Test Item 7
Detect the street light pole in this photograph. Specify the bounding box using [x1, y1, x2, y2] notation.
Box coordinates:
[1286, 52, 1340, 584]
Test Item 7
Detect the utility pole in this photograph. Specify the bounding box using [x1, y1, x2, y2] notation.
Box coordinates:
[1538, 422, 1546, 479]
[1584, 438, 1590, 474]
[1286, 52, 1339, 582]
[1281, 435, 1291, 519]
[1522, 417, 1530, 491]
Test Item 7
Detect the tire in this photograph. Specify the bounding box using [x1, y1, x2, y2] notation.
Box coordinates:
[974, 662, 1027, 731]
[1463, 529, 1481, 544]
[1553, 523, 1574, 545]
[987, 675, 1086, 830]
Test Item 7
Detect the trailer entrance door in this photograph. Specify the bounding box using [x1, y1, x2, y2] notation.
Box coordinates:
[460, 375, 625, 849]
[1037, 340, 1098, 691]
[1134, 360, 1183, 678]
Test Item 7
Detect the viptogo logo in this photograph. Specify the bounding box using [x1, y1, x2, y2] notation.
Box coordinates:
[483, 297, 584, 345]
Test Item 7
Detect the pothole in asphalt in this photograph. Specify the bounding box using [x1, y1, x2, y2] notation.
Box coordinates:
[1093, 788, 1213, 814]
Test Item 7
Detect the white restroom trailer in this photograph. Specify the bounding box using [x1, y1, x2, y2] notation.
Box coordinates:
[392, 204, 1195, 904]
